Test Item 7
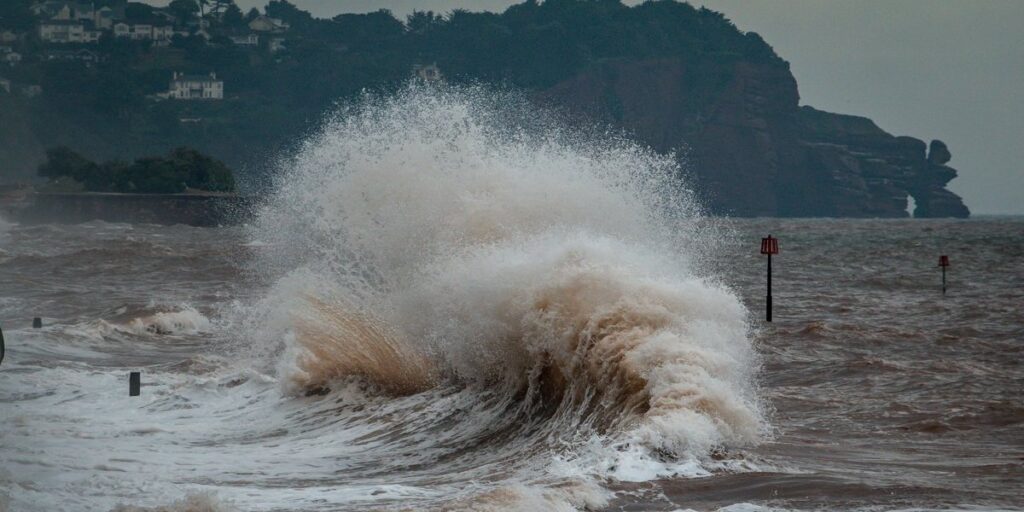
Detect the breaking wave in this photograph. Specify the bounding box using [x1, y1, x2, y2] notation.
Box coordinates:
[248, 83, 763, 507]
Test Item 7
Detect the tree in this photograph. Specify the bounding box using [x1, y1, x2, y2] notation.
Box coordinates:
[167, 0, 199, 22]
[125, 2, 156, 20]
[406, 10, 443, 35]
[266, 0, 313, 30]
[0, 0, 33, 31]
[37, 147, 237, 194]
[117, 158, 187, 193]
[37, 147, 97, 183]
[170, 147, 236, 192]
[209, 0, 234, 16]
[222, 3, 244, 27]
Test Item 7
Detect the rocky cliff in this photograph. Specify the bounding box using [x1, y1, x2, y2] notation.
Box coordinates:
[541, 58, 969, 218]
[0, 1, 970, 218]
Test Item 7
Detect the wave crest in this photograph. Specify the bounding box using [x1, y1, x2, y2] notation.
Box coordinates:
[249, 83, 762, 491]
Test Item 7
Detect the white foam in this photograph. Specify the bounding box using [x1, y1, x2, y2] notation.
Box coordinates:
[248, 83, 763, 504]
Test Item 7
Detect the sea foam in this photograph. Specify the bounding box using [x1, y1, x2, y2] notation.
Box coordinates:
[249, 83, 763, 507]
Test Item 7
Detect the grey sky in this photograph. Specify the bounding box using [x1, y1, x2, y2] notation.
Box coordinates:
[149, 0, 1024, 214]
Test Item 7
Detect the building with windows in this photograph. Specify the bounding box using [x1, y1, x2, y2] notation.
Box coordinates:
[167, 72, 224, 100]
[248, 16, 289, 33]
[39, 20, 102, 43]
[413, 63, 443, 82]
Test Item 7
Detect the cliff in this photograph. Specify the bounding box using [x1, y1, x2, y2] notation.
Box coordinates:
[0, 1, 969, 218]
[541, 58, 969, 218]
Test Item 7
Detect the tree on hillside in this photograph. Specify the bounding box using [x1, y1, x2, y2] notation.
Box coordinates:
[169, 147, 236, 192]
[167, 0, 199, 22]
[37, 147, 98, 184]
[0, 0, 33, 31]
[37, 148, 237, 194]
[406, 10, 443, 35]
[222, 3, 244, 27]
[266, 0, 313, 30]
[125, 2, 155, 20]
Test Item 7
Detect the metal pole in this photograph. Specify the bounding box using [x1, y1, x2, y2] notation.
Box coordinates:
[942, 265, 946, 295]
[766, 253, 773, 322]
[129, 372, 141, 396]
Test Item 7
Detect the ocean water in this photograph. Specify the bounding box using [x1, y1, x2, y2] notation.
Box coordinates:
[1, 87, 1021, 511]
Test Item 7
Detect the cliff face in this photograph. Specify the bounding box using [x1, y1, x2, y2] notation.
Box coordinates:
[541, 58, 969, 218]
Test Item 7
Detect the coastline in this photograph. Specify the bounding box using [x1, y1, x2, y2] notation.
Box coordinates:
[0, 191, 253, 227]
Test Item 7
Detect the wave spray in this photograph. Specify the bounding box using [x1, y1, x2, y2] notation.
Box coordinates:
[250, 83, 764, 509]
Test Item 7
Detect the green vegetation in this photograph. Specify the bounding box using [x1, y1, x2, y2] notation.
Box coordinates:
[38, 146, 236, 194]
[1, 0, 785, 183]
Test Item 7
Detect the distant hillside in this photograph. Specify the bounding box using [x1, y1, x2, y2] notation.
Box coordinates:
[0, 0, 968, 217]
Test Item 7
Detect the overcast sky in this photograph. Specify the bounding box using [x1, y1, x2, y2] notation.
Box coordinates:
[148, 0, 1023, 214]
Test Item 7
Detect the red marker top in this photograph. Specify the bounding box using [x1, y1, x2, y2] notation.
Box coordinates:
[938, 255, 950, 267]
[761, 235, 779, 255]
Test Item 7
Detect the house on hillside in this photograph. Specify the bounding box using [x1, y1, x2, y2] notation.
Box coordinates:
[3, 51, 22, 66]
[39, 19, 102, 43]
[43, 48, 101, 63]
[113, 21, 174, 43]
[35, 0, 125, 26]
[47, 1, 95, 22]
[248, 16, 289, 33]
[0, 77, 11, 93]
[0, 31, 19, 44]
[229, 33, 259, 47]
[22, 84, 42, 98]
[413, 63, 443, 82]
[166, 72, 223, 100]
[269, 36, 286, 53]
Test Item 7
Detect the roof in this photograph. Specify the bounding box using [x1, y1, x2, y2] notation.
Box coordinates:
[173, 75, 222, 83]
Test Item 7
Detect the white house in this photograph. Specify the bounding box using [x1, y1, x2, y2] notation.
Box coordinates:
[413, 63, 443, 82]
[167, 72, 224, 100]
[113, 22, 174, 42]
[43, 48, 100, 63]
[22, 84, 42, 98]
[49, 1, 95, 22]
[269, 36, 286, 53]
[39, 20, 101, 43]
[248, 16, 289, 33]
[229, 33, 259, 47]
[0, 31, 18, 44]
[0, 77, 11, 93]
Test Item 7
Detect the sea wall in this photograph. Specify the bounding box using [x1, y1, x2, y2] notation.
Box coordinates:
[2, 192, 252, 227]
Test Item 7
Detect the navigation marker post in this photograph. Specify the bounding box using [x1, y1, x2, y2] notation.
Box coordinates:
[33, 317, 42, 329]
[129, 372, 141, 397]
[938, 255, 950, 295]
[761, 235, 779, 322]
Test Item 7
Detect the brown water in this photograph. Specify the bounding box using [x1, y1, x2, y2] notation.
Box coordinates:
[1, 87, 1022, 511]
[611, 217, 1024, 510]
[1, 217, 1021, 511]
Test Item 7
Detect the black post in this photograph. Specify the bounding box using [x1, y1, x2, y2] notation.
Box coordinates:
[129, 372, 141, 397]
[942, 265, 947, 295]
[0, 324, 5, 366]
[32, 317, 42, 329]
[766, 253, 773, 322]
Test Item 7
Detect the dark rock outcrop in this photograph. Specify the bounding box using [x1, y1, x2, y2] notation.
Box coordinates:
[910, 140, 970, 218]
[540, 57, 970, 218]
